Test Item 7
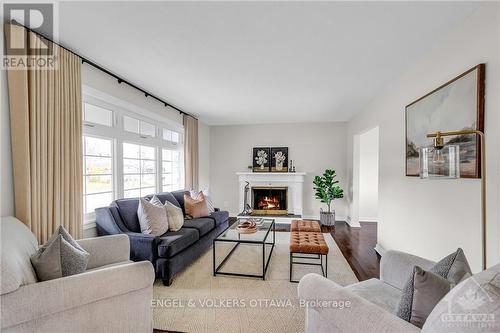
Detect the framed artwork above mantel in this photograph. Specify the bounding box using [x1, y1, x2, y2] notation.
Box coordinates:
[405, 64, 485, 178]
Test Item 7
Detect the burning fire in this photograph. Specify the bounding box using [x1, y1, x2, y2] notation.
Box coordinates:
[257, 196, 280, 210]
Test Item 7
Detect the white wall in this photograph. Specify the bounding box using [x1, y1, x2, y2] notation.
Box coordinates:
[209, 122, 348, 219]
[198, 122, 211, 190]
[346, 3, 500, 272]
[359, 127, 379, 221]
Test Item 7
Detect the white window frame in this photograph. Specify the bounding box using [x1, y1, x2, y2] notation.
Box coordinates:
[82, 86, 185, 225]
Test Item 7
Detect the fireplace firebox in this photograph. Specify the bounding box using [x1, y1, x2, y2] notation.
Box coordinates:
[251, 187, 288, 215]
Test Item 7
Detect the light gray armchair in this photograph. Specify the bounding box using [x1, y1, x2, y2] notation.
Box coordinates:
[299, 249, 500, 333]
[1, 216, 155, 333]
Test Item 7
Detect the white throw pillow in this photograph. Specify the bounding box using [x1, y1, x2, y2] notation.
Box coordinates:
[165, 201, 184, 231]
[137, 197, 169, 236]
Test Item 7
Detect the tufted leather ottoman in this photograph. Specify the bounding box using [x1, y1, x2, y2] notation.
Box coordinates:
[289, 231, 329, 282]
[291, 220, 321, 233]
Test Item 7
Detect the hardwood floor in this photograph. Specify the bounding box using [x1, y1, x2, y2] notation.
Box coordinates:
[325, 221, 380, 281]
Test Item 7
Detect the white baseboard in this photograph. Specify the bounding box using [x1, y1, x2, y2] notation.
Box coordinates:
[374, 243, 386, 256]
[359, 217, 379, 223]
[345, 216, 361, 228]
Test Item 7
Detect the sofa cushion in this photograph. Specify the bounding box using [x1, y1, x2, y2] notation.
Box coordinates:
[1, 217, 39, 295]
[113, 199, 141, 233]
[209, 211, 229, 227]
[346, 278, 402, 313]
[157, 228, 199, 258]
[165, 201, 184, 231]
[182, 218, 215, 237]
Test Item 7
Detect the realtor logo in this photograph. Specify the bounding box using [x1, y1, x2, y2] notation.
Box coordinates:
[3, 3, 57, 70]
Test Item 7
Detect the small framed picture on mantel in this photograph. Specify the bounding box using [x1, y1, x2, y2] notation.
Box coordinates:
[252, 147, 270, 172]
[271, 147, 288, 172]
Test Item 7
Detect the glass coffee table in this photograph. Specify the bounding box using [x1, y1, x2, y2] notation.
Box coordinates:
[213, 218, 275, 280]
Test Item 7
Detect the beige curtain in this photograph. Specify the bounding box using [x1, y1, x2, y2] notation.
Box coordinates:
[183, 114, 198, 190]
[5, 24, 83, 243]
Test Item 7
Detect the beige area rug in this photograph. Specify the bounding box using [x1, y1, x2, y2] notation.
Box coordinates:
[153, 232, 358, 333]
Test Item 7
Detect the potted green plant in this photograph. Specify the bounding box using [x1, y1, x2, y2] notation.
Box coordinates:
[313, 169, 344, 226]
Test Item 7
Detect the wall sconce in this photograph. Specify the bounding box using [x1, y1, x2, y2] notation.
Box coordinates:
[420, 130, 486, 270]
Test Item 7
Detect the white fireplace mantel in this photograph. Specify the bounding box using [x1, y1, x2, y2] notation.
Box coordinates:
[236, 172, 306, 216]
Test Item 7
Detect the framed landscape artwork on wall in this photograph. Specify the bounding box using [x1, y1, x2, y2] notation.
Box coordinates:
[253, 147, 271, 172]
[405, 64, 485, 178]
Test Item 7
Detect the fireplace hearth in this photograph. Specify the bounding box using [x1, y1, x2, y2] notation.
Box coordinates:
[251, 187, 287, 215]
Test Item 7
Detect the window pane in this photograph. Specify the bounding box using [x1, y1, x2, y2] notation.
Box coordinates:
[163, 184, 174, 192]
[162, 129, 172, 141]
[123, 158, 140, 173]
[85, 192, 113, 213]
[141, 174, 156, 187]
[85, 137, 112, 157]
[162, 174, 173, 186]
[140, 146, 155, 160]
[140, 121, 156, 137]
[84, 104, 113, 127]
[123, 143, 140, 159]
[141, 160, 156, 174]
[140, 187, 156, 197]
[162, 149, 172, 161]
[124, 175, 140, 190]
[162, 161, 172, 173]
[85, 175, 112, 194]
[171, 132, 179, 143]
[172, 151, 180, 162]
[85, 156, 112, 175]
[124, 189, 141, 198]
[123, 116, 139, 133]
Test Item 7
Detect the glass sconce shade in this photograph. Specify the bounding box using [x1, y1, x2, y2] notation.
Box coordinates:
[420, 145, 460, 179]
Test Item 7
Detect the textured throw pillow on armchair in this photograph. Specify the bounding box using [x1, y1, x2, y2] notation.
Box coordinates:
[184, 192, 210, 219]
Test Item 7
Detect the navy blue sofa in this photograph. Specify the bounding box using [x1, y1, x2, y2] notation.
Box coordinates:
[95, 190, 229, 286]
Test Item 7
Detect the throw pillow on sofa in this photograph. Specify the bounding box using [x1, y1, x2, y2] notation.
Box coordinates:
[190, 189, 215, 213]
[137, 196, 169, 236]
[30, 225, 90, 281]
[165, 200, 184, 231]
[397, 248, 472, 326]
[396, 266, 452, 328]
[184, 192, 209, 219]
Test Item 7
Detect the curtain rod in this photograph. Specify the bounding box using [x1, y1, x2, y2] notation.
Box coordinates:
[9, 20, 197, 120]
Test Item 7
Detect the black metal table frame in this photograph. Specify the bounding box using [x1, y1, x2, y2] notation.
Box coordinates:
[289, 252, 328, 283]
[213, 220, 275, 280]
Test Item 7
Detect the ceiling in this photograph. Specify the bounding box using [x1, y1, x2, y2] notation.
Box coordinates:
[58, 1, 481, 125]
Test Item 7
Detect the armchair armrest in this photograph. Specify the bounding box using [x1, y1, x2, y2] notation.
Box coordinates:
[77, 234, 130, 270]
[1, 261, 154, 329]
[380, 250, 435, 290]
[126, 232, 159, 263]
[298, 274, 420, 333]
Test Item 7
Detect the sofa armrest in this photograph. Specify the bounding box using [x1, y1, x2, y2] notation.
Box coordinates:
[380, 250, 435, 290]
[298, 274, 420, 333]
[77, 234, 130, 270]
[1, 261, 154, 329]
[126, 232, 159, 263]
